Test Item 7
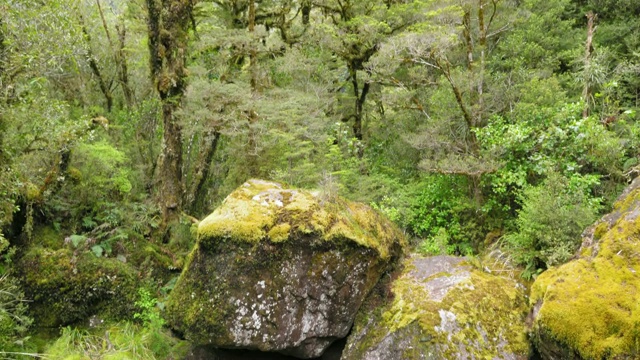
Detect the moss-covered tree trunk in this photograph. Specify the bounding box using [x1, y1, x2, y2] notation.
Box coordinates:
[582, 11, 597, 119]
[0, 15, 8, 166]
[0, 17, 12, 233]
[146, 0, 195, 226]
[115, 21, 134, 109]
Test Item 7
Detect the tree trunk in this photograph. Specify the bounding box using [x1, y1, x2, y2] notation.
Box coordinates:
[96, 0, 134, 109]
[582, 11, 597, 118]
[349, 63, 369, 142]
[477, 0, 486, 127]
[0, 17, 6, 165]
[116, 21, 134, 109]
[187, 130, 220, 213]
[146, 0, 195, 226]
[80, 18, 114, 112]
[249, 0, 258, 91]
[95, 0, 113, 47]
[463, 10, 473, 70]
[302, 0, 311, 25]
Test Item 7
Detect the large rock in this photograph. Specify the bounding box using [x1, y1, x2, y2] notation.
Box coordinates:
[15, 246, 138, 327]
[530, 177, 640, 359]
[166, 180, 405, 359]
[341, 255, 530, 360]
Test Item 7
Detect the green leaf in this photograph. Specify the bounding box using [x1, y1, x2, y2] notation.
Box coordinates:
[82, 216, 97, 229]
[91, 245, 104, 258]
[68, 235, 87, 248]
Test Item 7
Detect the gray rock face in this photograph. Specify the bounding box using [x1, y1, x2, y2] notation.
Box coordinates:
[166, 180, 404, 359]
[341, 255, 530, 360]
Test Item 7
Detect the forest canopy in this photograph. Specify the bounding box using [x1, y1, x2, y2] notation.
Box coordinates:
[0, 0, 639, 355]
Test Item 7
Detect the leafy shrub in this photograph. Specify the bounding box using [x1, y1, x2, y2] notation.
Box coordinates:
[504, 173, 600, 278]
[478, 103, 625, 215]
[370, 195, 402, 225]
[73, 141, 133, 197]
[407, 175, 484, 254]
[416, 227, 472, 256]
[42, 140, 135, 233]
[134, 288, 164, 328]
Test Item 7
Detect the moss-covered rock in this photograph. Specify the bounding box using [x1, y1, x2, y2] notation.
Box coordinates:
[15, 246, 139, 328]
[341, 255, 530, 360]
[530, 177, 640, 359]
[166, 180, 405, 359]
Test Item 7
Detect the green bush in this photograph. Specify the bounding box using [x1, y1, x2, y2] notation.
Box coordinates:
[133, 288, 164, 328]
[73, 141, 133, 198]
[478, 103, 625, 216]
[504, 173, 600, 278]
[407, 175, 483, 254]
[416, 227, 468, 256]
[0, 275, 33, 354]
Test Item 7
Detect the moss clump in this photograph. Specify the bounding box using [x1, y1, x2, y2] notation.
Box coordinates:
[16, 246, 139, 327]
[267, 223, 291, 243]
[24, 182, 41, 202]
[593, 221, 610, 241]
[531, 196, 640, 359]
[197, 179, 405, 259]
[344, 256, 530, 359]
[32, 226, 65, 249]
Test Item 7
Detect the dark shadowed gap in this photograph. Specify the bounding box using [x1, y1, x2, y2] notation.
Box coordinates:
[185, 336, 348, 360]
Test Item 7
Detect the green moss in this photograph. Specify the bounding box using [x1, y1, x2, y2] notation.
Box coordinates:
[16, 246, 139, 327]
[531, 213, 640, 359]
[164, 242, 233, 344]
[350, 256, 529, 359]
[593, 221, 610, 240]
[381, 277, 431, 332]
[68, 166, 82, 183]
[612, 185, 640, 213]
[268, 223, 291, 242]
[24, 182, 41, 201]
[33, 226, 64, 249]
[197, 180, 404, 259]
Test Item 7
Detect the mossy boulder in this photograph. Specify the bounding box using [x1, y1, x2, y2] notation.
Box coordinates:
[166, 180, 405, 359]
[15, 246, 139, 328]
[530, 177, 640, 359]
[341, 255, 530, 360]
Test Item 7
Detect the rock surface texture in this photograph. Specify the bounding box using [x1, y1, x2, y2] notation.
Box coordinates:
[341, 255, 530, 360]
[530, 177, 640, 359]
[166, 180, 405, 359]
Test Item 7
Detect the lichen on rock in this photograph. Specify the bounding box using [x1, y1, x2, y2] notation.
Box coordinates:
[341, 255, 530, 360]
[166, 180, 405, 358]
[530, 177, 640, 359]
